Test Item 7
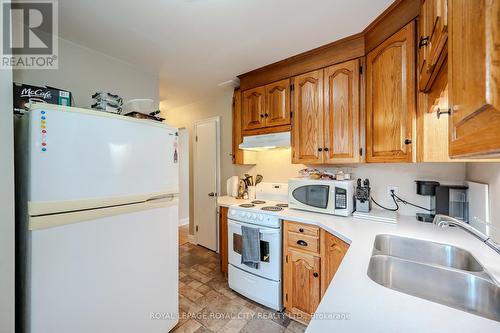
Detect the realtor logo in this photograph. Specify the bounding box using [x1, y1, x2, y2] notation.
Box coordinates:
[1, 0, 58, 69]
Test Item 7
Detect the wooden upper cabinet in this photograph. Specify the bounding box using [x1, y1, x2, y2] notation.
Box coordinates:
[242, 87, 265, 131]
[285, 249, 321, 320]
[265, 79, 291, 127]
[366, 22, 416, 163]
[418, 0, 448, 92]
[292, 70, 324, 164]
[448, 0, 500, 157]
[323, 59, 361, 163]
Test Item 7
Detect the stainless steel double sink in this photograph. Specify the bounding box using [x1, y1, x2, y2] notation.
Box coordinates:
[367, 234, 500, 322]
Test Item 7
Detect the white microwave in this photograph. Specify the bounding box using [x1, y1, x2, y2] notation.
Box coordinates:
[288, 178, 356, 216]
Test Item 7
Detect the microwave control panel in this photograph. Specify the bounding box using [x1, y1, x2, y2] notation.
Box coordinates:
[335, 187, 347, 209]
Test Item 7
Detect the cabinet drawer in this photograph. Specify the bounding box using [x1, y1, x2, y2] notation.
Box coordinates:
[286, 221, 319, 237]
[287, 232, 319, 254]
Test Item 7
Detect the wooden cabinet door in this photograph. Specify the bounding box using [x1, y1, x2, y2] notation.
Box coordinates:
[242, 87, 265, 131]
[284, 249, 321, 320]
[320, 230, 349, 297]
[427, 0, 448, 72]
[265, 79, 291, 127]
[232, 89, 244, 164]
[448, 0, 500, 157]
[291, 70, 324, 164]
[219, 206, 228, 275]
[418, 0, 448, 92]
[323, 59, 361, 163]
[366, 21, 416, 163]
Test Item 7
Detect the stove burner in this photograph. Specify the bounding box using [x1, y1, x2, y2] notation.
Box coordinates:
[239, 204, 255, 208]
[261, 206, 283, 212]
[275, 203, 288, 208]
[251, 200, 266, 204]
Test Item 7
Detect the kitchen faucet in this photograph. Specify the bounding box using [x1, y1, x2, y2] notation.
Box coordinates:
[433, 214, 500, 255]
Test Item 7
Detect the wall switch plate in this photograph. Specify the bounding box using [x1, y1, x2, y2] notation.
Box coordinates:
[387, 186, 399, 202]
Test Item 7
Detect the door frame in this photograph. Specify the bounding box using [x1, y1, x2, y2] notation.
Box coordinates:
[193, 116, 221, 251]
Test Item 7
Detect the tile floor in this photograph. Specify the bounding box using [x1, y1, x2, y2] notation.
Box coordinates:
[173, 243, 307, 333]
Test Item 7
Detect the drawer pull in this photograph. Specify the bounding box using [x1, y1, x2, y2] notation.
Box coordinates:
[313, 272, 319, 278]
[299, 228, 304, 233]
[297, 240, 308, 247]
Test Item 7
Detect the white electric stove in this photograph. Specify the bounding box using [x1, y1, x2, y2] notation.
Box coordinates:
[227, 183, 287, 311]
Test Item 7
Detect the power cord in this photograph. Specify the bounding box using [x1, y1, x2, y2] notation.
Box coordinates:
[371, 191, 399, 211]
[371, 190, 433, 212]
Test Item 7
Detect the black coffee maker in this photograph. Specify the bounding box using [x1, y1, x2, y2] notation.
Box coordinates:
[415, 180, 468, 222]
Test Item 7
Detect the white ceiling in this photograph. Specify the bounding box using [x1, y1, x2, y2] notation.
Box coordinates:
[59, 0, 393, 109]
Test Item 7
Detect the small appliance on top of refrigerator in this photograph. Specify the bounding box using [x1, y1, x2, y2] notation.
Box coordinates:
[15, 103, 179, 333]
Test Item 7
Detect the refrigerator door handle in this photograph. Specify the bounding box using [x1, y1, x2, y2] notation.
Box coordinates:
[29, 198, 178, 231]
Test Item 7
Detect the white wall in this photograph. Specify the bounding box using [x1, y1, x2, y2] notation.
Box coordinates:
[178, 129, 189, 226]
[466, 163, 500, 229]
[0, 67, 15, 332]
[13, 37, 159, 108]
[161, 87, 252, 234]
[245, 149, 467, 217]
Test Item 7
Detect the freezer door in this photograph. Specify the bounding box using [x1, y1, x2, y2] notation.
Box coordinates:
[28, 107, 179, 214]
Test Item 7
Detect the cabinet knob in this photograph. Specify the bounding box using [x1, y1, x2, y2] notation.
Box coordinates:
[264, 113, 269, 118]
[296, 240, 308, 247]
[404, 139, 412, 145]
[299, 228, 304, 233]
[313, 272, 319, 278]
[324, 147, 329, 152]
[419, 36, 429, 48]
[318, 148, 323, 152]
[260, 114, 265, 118]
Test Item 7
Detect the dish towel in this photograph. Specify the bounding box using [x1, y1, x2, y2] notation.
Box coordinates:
[241, 225, 261, 269]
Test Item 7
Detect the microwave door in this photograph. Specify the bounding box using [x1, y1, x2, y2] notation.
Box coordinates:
[291, 185, 330, 209]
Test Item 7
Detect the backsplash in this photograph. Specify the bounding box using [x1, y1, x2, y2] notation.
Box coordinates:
[234, 148, 467, 217]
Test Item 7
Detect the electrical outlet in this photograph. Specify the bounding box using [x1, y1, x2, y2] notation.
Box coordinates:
[387, 186, 399, 202]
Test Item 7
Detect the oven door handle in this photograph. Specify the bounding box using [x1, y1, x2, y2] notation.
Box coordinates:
[228, 220, 280, 235]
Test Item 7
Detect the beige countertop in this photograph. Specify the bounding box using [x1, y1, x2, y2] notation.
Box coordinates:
[217, 196, 500, 332]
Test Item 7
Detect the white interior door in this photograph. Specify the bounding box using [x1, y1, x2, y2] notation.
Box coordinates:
[193, 118, 219, 251]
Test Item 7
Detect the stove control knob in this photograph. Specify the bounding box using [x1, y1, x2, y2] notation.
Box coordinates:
[251, 213, 257, 219]
[258, 215, 264, 221]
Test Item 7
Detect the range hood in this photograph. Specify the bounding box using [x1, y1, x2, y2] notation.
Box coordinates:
[239, 132, 291, 151]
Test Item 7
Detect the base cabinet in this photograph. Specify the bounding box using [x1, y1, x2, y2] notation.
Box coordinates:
[219, 206, 228, 275]
[283, 221, 349, 324]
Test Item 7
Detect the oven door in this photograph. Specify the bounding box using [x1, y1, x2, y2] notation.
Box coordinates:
[228, 219, 281, 281]
[288, 183, 333, 214]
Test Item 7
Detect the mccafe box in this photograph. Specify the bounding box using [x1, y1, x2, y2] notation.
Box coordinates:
[13, 83, 72, 111]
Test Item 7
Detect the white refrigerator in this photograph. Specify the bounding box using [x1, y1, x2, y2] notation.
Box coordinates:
[15, 104, 179, 333]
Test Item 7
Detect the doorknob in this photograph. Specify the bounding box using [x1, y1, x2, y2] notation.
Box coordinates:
[208, 192, 217, 197]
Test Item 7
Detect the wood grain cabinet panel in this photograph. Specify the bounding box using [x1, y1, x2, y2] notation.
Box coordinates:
[219, 206, 228, 275]
[285, 249, 321, 321]
[448, 0, 500, 157]
[242, 87, 265, 131]
[265, 79, 291, 127]
[366, 21, 416, 163]
[418, 0, 448, 92]
[320, 229, 349, 297]
[324, 59, 361, 163]
[292, 70, 324, 164]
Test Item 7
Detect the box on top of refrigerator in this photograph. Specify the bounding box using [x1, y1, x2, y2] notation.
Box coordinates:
[13, 83, 72, 112]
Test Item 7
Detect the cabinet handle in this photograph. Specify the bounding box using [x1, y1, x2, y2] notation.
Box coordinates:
[419, 36, 429, 48]
[313, 272, 319, 278]
[299, 228, 304, 233]
[260, 114, 265, 118]
[324, 147, 329, 152]
[318, 148, 323, 152]
[404, 139, 412, 145]
[436, 108, 451, 119]
[296, 240, 308, 247]
[264, 113, 269, 118]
